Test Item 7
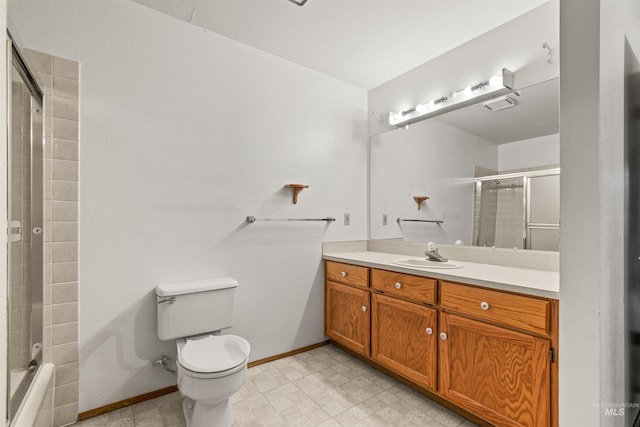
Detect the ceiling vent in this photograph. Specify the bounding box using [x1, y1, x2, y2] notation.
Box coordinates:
[483, 95, 518, 112]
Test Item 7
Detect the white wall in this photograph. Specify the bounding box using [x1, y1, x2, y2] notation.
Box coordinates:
[597, 0, 640, 425]
[8, 0, 368, 412]
[370, 119, 497, 244]
[557, 0, 640, 425]
[498, 133, 560, 171]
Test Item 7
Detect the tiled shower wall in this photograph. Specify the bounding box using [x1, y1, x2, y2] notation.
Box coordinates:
[24, 48, 80, 427]
[474, 183, 497, 247]
[493, 180, 525, 249]
[473, 179, 525, 249]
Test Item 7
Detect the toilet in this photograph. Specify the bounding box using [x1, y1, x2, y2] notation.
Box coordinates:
[155, 278, 250, 427]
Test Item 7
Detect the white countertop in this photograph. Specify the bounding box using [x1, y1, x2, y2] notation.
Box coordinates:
[323, 251, 559, 299]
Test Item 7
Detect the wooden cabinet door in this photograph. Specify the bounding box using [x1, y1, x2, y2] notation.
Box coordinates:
[439, 313, 550, 427]
[325, 280, 370, 356]
[371, 293, 437, 391]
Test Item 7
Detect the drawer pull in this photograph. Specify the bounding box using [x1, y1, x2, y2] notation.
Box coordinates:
[440, 332, 447, 340]
[361, 306, 367, 312]
[480, 301, 490, 310]
[395, 282, 402, 289]
[341, 271, 347, 277]
[425, 328, 433, 335]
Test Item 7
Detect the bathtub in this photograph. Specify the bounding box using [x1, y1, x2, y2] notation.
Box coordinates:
[11, 364, 55, 427]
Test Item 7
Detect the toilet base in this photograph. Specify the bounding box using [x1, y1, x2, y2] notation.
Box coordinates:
[182, 396, 233, 427]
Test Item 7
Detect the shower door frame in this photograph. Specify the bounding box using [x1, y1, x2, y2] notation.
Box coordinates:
[474, 167, 560, 250]
[6, 35, 44, 423]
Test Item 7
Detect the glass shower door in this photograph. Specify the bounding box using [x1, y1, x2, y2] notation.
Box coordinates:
[7, 43, 44, 422]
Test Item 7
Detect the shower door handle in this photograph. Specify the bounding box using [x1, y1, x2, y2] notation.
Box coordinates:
[7, 220, 22, 242]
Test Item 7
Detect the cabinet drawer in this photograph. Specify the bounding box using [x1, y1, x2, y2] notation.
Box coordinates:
[326, 261, 369, 288]
[371, 269, 436, 305]
[440, 281, 550, 336]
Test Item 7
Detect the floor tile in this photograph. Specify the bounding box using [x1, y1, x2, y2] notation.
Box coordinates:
[76, 344, 478, 427]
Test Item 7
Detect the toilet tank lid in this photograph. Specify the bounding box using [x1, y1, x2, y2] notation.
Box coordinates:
[155, 277, 238, 297]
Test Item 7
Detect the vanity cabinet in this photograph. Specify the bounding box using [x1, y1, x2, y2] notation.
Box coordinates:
[440, 281, 550, 336]
[325, 262, 371, 356]
[326, 261, 369, 289]
[371, 269, 437, 305]
[324, 260, 558, 427]
[439, 281, 554, 427]
[439, 312, 550, 427]
[371, 293, 437, 391]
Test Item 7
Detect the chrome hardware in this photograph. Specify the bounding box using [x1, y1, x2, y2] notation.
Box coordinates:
[426, 328, 433, 335]
[480, 301, 490, 310]
[7, 220, 22, 242]
[424, 247, 448, 262]
[247, 216, 335, 223]
[395, 282, 402, 289]
[440, 332, 447, 340]
[32, 226, 42, 235]
[31, 343, 43, 360]
[396, 218, 444, 225]
[153, 355, 176, 374]
[341, 272, 347, 277]
[156, 296, 176, 305]
[361, 306, 367, 312]
[27, 359, 38, 372]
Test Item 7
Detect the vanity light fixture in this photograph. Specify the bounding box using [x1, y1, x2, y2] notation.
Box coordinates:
[389, 68, 515, 127]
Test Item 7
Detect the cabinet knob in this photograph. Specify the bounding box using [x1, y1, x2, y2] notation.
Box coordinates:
[341, 271, 347, 277]
[480, 301, 490, 310]
[361, 306, 367, 312]
[440, 332, 447, 340]
[425, 327, 433, 335]
[395, 282, 402, 289]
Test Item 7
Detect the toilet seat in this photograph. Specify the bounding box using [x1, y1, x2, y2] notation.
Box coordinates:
[177, 335, 250, 379]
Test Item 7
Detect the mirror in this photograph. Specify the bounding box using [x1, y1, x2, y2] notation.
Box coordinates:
[369, 77, 559, 251]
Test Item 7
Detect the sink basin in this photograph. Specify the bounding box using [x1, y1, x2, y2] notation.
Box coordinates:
[391, 257, 462, 269]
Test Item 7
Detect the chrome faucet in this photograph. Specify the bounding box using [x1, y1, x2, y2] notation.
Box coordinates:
[425, 247, 448, 262]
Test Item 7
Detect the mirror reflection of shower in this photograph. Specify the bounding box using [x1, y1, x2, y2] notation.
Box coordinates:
[473, 167, 559, 251]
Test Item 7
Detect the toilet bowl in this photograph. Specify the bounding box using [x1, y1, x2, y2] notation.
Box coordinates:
[155, 278, 251, 427]
[176, 334, 250, 427]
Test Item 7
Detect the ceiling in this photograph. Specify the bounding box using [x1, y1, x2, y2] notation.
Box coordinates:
[437, 78, 559, 144]
[131, 0, 548, 90]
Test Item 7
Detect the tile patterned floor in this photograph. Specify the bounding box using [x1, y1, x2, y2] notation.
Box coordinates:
[76, 344, 479, 427]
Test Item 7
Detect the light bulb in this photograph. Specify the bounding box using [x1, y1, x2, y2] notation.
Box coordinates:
[489, 75, 502, 87]
[415, 104, 427, 113]
[464, 86, 473, 96]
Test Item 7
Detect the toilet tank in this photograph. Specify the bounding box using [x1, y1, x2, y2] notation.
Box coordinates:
[155, 277, 238, 341]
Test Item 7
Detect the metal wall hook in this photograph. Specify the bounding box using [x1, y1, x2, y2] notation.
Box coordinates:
[542, 42, 553, 63]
